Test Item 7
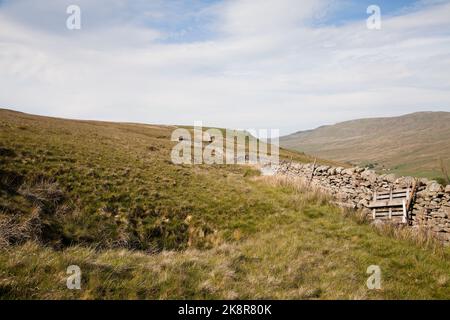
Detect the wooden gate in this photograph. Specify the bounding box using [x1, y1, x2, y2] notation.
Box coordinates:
[368, 188, 413, 223]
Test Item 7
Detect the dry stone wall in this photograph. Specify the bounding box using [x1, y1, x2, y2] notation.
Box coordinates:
[275, 161, 450, 244]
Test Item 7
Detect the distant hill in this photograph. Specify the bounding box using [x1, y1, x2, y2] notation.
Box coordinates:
[280, 112, 450, 180]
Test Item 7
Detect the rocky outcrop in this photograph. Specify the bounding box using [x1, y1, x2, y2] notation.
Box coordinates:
[275, 161, 450, 244]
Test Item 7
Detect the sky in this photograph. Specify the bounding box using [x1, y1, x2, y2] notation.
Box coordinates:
[1, 0, 450, 135]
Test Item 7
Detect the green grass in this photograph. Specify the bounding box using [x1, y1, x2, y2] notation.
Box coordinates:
[1, 109, 450, 299]
[1, 179, 449, 299]
[0, 109, 336, 251]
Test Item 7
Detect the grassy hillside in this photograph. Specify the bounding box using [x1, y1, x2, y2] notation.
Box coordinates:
[0, 108, 330, 251]
[280, 112, 450, 181]
[1, 109, 450, 299]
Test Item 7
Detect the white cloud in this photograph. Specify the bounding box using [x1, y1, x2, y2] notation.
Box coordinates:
[0, 0, 450, 135]
[211, 0, 327, 36]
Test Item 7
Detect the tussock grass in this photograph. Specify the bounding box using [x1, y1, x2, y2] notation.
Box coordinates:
[2, 192, 450, 299]
[257, 175, 312, 193]
[0, 208, 42, 247]
[371, 223, 444, 255]
[1, 109, 450, 299]
[439, 157, 450, 185]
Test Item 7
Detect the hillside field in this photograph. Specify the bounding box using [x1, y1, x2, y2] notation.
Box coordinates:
[1, 109, 450, 299]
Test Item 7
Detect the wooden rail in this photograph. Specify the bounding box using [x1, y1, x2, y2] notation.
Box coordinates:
[368, 187, 413, 223]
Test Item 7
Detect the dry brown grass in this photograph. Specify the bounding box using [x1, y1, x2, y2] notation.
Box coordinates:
[0, 207, 41, 247]
[371, 222, 445, 255]
[18, 178, 64, 209]
[439, 157, 450, 185]
[256, 174, 322, 194]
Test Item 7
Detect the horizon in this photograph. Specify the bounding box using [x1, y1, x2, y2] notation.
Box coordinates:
[2, 106, 448, 137]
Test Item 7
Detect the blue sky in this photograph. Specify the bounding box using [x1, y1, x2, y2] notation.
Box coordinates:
[320, 0, 423, 24]
[1, 0, 450, 134]
[0, 0, 432, 42]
